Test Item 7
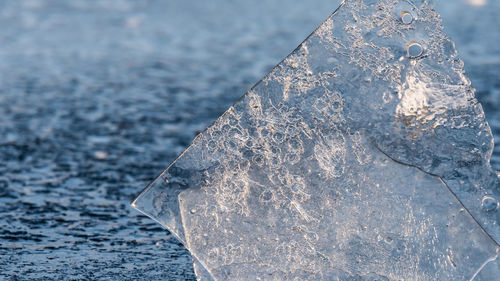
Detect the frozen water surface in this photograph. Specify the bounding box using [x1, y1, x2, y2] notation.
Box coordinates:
[1, 0, 500, 280]
[133, 0, 499, 280]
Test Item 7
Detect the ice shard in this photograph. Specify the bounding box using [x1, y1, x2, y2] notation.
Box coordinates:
[132, 0, 499, 279]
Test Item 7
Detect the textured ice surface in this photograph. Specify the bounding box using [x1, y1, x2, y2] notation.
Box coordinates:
[132, 0, 499, 279]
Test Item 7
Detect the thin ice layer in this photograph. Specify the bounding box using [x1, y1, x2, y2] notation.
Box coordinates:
[132, 0, 499, 279]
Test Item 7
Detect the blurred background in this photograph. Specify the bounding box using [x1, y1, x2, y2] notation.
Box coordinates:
[0, 0, 498, 280]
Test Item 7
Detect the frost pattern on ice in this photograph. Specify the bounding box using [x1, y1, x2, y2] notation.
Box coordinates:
[132, 0, 499, 279]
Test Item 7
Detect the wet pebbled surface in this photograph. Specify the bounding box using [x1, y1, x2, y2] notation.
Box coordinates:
[0, 0, 498, 280]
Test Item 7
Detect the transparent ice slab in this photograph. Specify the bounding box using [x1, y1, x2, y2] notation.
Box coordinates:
[132, 0, 499, 279]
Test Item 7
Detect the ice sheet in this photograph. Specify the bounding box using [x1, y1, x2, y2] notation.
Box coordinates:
[132, 0, 499, 279]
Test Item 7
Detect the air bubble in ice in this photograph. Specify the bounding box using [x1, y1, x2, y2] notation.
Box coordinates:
[407, 42, 423, 58]
[259, 191, 273, 202]
[384, 236, 393, 244]
[401, 11, 413, 24]
[481, 195, 498, 212]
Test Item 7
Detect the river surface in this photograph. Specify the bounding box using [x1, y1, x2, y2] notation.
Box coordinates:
[0, 0, 499, 280]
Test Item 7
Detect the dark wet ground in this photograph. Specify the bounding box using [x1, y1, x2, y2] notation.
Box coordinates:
[0, 0, 498, 280]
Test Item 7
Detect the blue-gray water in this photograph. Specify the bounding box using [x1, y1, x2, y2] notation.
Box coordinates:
[0, 0, 498, 280]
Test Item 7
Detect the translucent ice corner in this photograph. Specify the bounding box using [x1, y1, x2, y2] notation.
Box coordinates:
[132, 0, 499, 280]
